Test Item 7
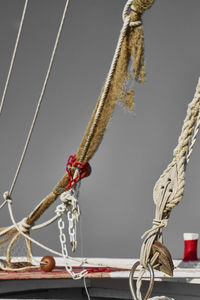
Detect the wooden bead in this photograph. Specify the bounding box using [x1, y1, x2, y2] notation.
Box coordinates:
[85, 164, 92, 177]
[40, 256, 55, 272]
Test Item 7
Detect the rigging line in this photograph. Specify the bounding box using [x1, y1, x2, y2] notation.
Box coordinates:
[8, 0, 70, 197]
[0, 0, 29, 115]
[79, 202, 91, 300]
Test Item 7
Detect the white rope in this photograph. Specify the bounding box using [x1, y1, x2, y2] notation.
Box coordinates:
[7, 200, 64, 257]
[135, 79, 200, 300]
[0, 0, 29, 114]
[32, 214, 60, 230]
[3, 192, 87, 279]
[79, 0, 138, 161]
[83, 276, 91, 300]
[8, 0, 70, 197]
[0, 199, 8, 210]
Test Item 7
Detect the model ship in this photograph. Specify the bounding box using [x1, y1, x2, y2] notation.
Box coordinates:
[0, 1, 200, 299]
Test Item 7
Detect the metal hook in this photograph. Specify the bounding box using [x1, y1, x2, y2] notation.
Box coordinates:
[129, 261, 154, 300]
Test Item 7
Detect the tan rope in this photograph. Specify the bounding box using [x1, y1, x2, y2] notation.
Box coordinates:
[76, 0, 155, 163]
[78, 16, 131, 162]
[0, 0, 29, 114]
[7, 0, 70, 197]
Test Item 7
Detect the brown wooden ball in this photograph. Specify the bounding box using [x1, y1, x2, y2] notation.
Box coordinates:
[40, 256, 55, 272]
[85, 164, 92, 177]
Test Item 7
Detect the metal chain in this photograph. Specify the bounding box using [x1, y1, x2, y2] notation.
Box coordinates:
[59, 187, 80, 252]
[57, 185, 87, 280]
[67, 210, 77, 251]
[58, 217, 87, 279]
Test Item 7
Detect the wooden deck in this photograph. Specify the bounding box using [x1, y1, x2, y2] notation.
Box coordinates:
[0, 258, 200, 299]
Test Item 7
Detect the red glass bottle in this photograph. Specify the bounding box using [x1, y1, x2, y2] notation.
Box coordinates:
[183, 233, 199, 261]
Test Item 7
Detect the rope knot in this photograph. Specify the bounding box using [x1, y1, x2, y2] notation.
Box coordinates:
[18, 218, 31, 233]
[152, 219, 168, 228]
[141, 219, 168, 240]
[3, 191, 12, 204]
[60, 190, 75, 205]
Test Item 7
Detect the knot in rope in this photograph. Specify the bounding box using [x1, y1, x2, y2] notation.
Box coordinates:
[3, 191, 12, 204]
[153, 218, 168, 229]
[18, 218, 31, 233]
[65, 155, 90, 191]
[60, 190, 75, 204]
[141, 219, 168, 240]
[60, 189, 79, 214]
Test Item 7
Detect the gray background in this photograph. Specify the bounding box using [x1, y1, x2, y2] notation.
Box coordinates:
[0, 0, 200, 260]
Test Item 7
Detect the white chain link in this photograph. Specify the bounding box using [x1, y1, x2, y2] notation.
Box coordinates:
[59, 188, 80, 252]
[56, 185, 87, 279]
[67, 210, 77, 251]
[58, 216, 87, 279]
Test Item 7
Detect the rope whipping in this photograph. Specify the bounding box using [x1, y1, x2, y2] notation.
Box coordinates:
[0, 0, 29, 114]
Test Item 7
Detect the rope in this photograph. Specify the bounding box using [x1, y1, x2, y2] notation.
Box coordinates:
[136, 78, 200, 299]
[0, 0, 29, 115]
[7, 0, 70, 197]
[79, 0, 137, 162]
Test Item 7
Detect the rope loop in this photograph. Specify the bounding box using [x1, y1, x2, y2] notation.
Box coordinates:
[65, 155, 90, 190]
[129, 261, 154, 300]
